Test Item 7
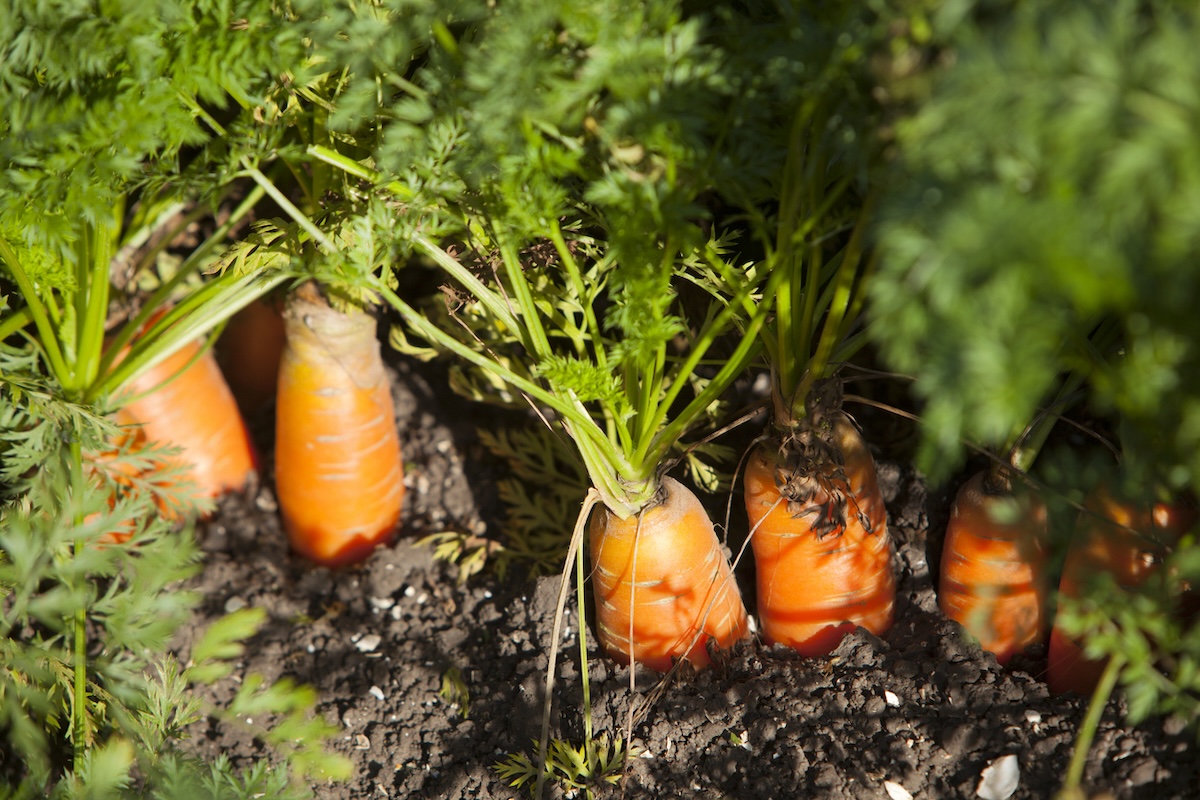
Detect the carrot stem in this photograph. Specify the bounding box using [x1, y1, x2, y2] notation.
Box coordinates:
[69, 438, 88, 774]
[1062, 653, 1124, 795]
[0, 236, 71, 390]
[535, 490, 600, 800]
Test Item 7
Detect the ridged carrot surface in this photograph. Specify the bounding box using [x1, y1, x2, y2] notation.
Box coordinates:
[744, 415, 895, 656]
[1047, 488, 1196, 695]
[589, 476, 750, 671]
[275, 286, 404, 566]
[939, 470, 1048, 665]
[117, 338, 257, 503]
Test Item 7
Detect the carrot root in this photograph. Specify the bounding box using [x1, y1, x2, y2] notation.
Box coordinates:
[275, 286, 404, 567]
[1047, 487, 1197, 695]
[745, 415, 895, 656]
[116, 337, 257, 510]
[589, 476, 749, 671]
[938, 470, 1048, 665]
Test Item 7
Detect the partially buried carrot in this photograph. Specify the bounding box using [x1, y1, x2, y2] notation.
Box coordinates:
[216, 296, 287, 415]
[275, 283, 404, 567]
[938, 468, 1048, 665]
[589, 475, 749, 671]
[116, 323, 257, 507]
[744, 395, 895, 657]
[1046, 486, 1196, 695]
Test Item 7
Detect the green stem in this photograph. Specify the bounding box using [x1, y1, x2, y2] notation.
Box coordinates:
[306, 144, 415, 201]
[799, 192, 876, 405]
[69, 438, 88, 773]
[0, 236, 71, 387]
[635, 264, 782, 471]
[576, 535, 592, 744]
[98, 183, 269, 380]
[1062, 654, 1124, 795]
[548, 218, 605, 366]
[244, 166, 337, 253]
[1005, 318, 1122, 473]
[376, 281, 640, 512]
[93, 270, 288, 402]
[410, 234, 522, 334]
[0, 305, 33, 343]
[75, 219, 116, 394]
[499, 238, 552, 358]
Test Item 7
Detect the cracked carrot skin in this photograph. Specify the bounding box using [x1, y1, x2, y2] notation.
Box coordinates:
[275, 286, 404, 567]
[939, 470, 1048, 665]
[589, 476, 750, 672]
[745, 415, 895, 656]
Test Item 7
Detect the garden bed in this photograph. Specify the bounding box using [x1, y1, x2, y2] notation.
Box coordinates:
[176, 355, 1198, 799]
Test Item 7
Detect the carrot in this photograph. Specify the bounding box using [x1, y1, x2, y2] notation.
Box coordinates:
[216, 296, 287, 415]
[1046, 486, 1197, 695]
[115, 329, 257, 506]
[938, 469, 1048, 665]
[274, 283, 404, 566]
[589, 476, 750, 671]
[744, 409, 895, 656]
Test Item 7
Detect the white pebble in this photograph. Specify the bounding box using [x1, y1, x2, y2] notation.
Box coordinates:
[885, 690, 901, 707]
[1024, 710, 1041, 725]
[369, 685, 386, 701]
[885, 780, 913, 800]
[223, 596, 247, 613]
[370, 596, 396, 611]
[977, 754, 1020, 800]
[356, 633, 383, 652]
[404, 586, 417, 598]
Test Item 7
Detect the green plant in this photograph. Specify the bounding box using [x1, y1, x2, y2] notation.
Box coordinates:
[494, 735, 630, 800]
[0, 360, 349, 796]
[868, 0, 1200, 786]
[0, 2, 358, 793]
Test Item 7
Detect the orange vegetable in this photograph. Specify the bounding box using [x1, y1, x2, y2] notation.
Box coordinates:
[216, 297, 287, 415]
[938, 469, 1048, 665]
[275, 283, 404, 566]
[744, 413, 895, 656]
[1046, 487, 1197, 695]
[116, 329, 257, 506]
[589, 476, 750, 671]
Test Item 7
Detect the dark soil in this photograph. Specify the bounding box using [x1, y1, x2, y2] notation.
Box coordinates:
[177, 353, 1199, 800]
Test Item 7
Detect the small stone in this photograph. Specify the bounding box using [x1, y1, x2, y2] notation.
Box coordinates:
[885, 780, 913, 800]
[977, 754, 1019, 800]
[255, 491, 278, 512]
[356, 633, 383, 652]
[354, 733, 371, 750]
[223, 596, 247, 614]
[1023, 710, 1041, 726]
[885, 690, 901, 707]
[369, 685, 386, 701]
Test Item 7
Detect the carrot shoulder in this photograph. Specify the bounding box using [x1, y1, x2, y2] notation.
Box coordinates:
[589, 476, 749, 671]
[116, 336, 257, 503]
[745, 414, 895, 656]
[938, 470, 1048, 665]
[275, 286, 404, 567]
